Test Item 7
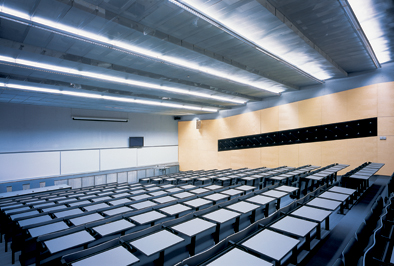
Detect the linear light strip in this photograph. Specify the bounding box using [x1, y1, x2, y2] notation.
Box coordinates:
[0, 6, 282, 94]
[339, 0, 381, 68]
[0, 54, 246, 105]
[169, 0, 324, 84]
[0, 82, 219, 112]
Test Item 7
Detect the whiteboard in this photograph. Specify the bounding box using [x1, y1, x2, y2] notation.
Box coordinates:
[61, 150, 99, 175]
[100, 148, 138, 171]
[137, 146, 178, 166]
[0, 152, 60, 182]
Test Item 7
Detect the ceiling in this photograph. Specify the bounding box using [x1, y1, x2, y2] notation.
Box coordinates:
[0, 0, 392, 115]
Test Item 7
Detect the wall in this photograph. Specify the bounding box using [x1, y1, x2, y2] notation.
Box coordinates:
[178, 81, 394, 175]
[0, 103, 178, 182]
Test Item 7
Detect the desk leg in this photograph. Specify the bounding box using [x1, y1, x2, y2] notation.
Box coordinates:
[276, 198, 281, 210]
[235, 217, 240, 233]
[158, 250, 165, 266]
[264, 205, 269, 217]
[317, 224, 321, 240]
[306, 233, 311, 250]
[190, 236, 196, 256]
[291, 246, 298, 265]
[251, 210, 256, 223]
[325, 217, 330, 230]
[214, 224, 221, 244]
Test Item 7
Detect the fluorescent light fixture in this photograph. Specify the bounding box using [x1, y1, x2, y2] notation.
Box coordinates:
[169, 0, 330, 82]
[347, 0, 390, 64]
[72, 116, 129, 122]
[0, 5, 282, 94]
[0, 82, 219, 112]
[0, 54, 246, 104]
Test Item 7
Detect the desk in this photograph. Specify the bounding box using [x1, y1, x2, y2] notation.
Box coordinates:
[183, 198, 213, 211]
[275, 185, 299, 193]
[328, 186, 356, 195]
[171, 218, 216, 255]
[72, 246, 139, 266]
[68, 200, 91, 207]
[318, 192, 349, 202]
[91, 196, 112, 202]
[206, 248, 273, 266]
[203, 209, 241, 243]
[130, 230, 184, 264]
[159, 204, 192, 218]
[190, 188, 210, 194]
[29, 221, 69, 238]
[246, 195, 276, 217]
[236, 185, 256, 193]
[149, 191, 167, 197]
[18, 215, 52, 227]
[203, 193, 229, 204]
[112, 193, 131, 198]
[54, 209, 84, 218]
[153, 196, 177, 204]
[42, 205, 67, 212]
[84, 203, 109, 212]
[270, 216, 318, 250]
[173, 192, 194, 199]
[166, 188, 183, 193]
[226, 201, 260, 223]
[129, 210, 167, 225]
[5, 207, 31, 214]
[221, 189, 243, 197]
[131, 200, 157, 210]
[160, 184, 174, 189]
[103, 206, 133, 216]
[130, 189, 147, 195]
[181, 185, 196, 190]
[44, 231, 95, 254]
[242, 229, 299, 264]
[306, 198, 341, 211]
[260, 190, 289, 210]
[290, 206, 331, 234]
[131, 194, 150, 201]
[70, 213, 104, 226]
[93, 219, 135, 236]
[205, 185, 223, 191]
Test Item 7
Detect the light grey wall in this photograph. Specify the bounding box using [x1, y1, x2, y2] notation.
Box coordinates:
[0, 103, 178, 153]
[0, 103, 179, 182]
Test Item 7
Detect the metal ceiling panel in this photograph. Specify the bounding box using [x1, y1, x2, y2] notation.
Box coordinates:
[269, 0, 377, 73]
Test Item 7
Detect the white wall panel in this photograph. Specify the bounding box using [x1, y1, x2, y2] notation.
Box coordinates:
[61, 150, 99, 175]
[100, 148, 137, 171]
[137, 146, 178, 167]
[0, 152, 60, 181]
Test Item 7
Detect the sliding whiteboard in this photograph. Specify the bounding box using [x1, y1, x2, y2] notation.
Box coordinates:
[137, 146, 178, 166]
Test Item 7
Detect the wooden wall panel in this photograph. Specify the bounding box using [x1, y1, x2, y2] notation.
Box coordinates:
[298, 97, 322, 128]
[178, 82, 394, 175]
[278, 145, 299, 167]
[230, 149, 261, 169]
[378, 136, 394, 175]
[321, 91, 348, 124]
[321, 139, 348, 174]
[378, 117, 394, 136]
[218, 151, 232, 170]
[298, 142, 322, 167]
[260, 146, 279, 168]
[378, 82, 394, 117]
[347, 85, 377, 120]
[279, 102, 299, 130]
[260, 106, 279, 133]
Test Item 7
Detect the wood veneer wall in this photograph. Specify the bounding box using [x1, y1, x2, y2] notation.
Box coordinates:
[178, 82, 394, 175]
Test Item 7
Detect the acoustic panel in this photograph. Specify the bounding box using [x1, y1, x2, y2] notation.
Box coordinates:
[218, 117, 377, 151]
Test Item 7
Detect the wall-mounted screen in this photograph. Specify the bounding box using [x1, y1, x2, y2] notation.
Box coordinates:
[129, 137, 144, 148]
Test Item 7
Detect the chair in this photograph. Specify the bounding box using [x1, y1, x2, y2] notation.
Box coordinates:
[342, 236, 360, 266]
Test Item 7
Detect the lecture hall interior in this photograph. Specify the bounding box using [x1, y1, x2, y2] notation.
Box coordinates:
[0, 0, 394, 265]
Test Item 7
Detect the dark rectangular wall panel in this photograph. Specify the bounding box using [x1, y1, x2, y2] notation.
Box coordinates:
[218, 117, 377, 151]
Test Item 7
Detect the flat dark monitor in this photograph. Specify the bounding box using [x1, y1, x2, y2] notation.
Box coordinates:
[129, 137, 144, 148]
